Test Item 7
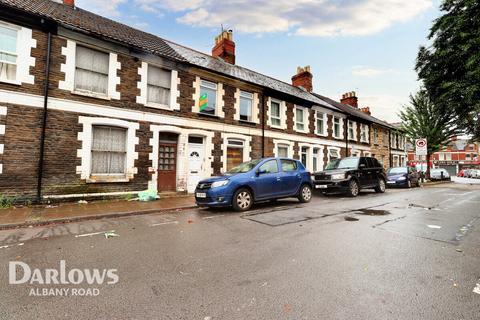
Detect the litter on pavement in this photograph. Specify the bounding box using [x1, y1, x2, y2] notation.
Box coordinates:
[104, 231, 120, 239]
[138, 189, 159, 202]
[473, 280, 480, 295]
[427, 224, 442, 229]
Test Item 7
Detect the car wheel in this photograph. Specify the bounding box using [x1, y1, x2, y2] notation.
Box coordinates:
[375, 178, 386, 193]
[346, 179, 359, 197]
[407, 179, 412, 188]
[298, 184, 312, 203]
[232, 188, 253, 212]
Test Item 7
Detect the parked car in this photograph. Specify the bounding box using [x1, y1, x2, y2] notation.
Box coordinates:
[312, 157, 387, 197]
[386, 166, 421, 188]
[195, 158, 313, 211]
[430, 168, 450, 181]
[470, 169, 480, 179]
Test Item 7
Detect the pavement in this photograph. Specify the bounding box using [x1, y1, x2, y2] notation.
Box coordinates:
[0, 195, 195, 229]
[0, 185, 479, 319]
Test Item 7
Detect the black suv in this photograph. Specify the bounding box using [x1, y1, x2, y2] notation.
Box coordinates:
[313, 157, 387, 197]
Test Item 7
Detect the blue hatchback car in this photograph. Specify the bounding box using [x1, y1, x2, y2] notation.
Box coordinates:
[195, 158, 313, 211]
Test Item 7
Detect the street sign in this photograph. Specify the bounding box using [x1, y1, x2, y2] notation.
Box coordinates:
[415, 138, 427, 156]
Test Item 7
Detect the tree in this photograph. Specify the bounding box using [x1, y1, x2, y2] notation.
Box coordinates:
[399, 90, 462, 178]
[416, 0, 480, 141]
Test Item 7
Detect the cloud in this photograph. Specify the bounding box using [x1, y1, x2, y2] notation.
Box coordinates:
[352, 66, 396, 77]
[132, 0, 432, 37]
[76, 0, 127, 17]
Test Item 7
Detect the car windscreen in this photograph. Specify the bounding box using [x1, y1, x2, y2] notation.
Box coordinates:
[325, 158, 359, 170]
[227, 159, 262, 174]
[387, 167, 407, 175]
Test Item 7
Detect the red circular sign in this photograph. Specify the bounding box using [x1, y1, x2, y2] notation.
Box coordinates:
[416, 139, 426, 147]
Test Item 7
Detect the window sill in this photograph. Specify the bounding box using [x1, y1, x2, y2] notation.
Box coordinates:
[270, 125, 284, 130]
[146, 102, 173, 110]
[198, 112, 221, 119]
[238, 119, 257, 126]
[72, 90, 111, 101]
[294, 128, 308, 134]
[87, 175, 129, 183]
[0, 78, 21, 86]
[315, 133, 328, 137]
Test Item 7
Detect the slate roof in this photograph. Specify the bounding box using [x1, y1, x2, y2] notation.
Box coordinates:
[3, 0, 404, 120]
[312, 93, 397, 129]
[165, 40, 339, 110]
[0, 0, 184, 61]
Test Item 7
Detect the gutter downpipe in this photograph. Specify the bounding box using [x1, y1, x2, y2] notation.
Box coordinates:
[345, 116, 349, 157]
[261, 94, 266, 158]
[388, 129, 392, 168]
[36, 31, 52, 203]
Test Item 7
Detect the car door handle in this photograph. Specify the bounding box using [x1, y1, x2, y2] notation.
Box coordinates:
[276, 177, 281, 181]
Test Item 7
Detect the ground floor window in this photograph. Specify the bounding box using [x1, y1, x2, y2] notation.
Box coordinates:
[91, 125, 127, 174]
[328, 148, 340, 162]
[226, 139, 244, 171]
[393, 155, 400, 167]
[277, 144, 289, 158]
[301, 146, 308, 167]
[313, 148, 321, 172]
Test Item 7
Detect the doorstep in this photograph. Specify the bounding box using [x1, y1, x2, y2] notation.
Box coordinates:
[0, 195, 196, 230]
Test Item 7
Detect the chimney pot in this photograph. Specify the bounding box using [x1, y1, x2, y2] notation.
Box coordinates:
[292, 65, 313, 92]
[63, 0, 75, 6]
[340, 91, 359, 108]
[212, 30, 236, 64]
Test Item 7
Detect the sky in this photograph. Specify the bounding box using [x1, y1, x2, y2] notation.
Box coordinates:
[76, 0, 442, 122]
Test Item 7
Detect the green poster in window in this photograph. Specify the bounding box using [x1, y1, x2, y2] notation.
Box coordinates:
[199, 93, 208, 111]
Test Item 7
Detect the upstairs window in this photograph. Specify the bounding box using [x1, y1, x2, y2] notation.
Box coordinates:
[374, 128, 379, 144]
[316, 111, 325, 135]
[270, 100, 281, 127]
[199, 80, 217, 116]
[239, 91, 253, 121]
[360, 124, 368, 142]
[0, 25, 17, 82]
[295, 107, 306, 131]
[75, 46, 109, 95]
[147, 66, 171, 106]
[91, 126, 127, 175]
[333, 117, 341, 138]
[348, 121, 355, 140]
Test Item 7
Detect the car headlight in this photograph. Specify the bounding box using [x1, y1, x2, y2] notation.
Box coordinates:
[330, 173, 345, 180]
[398, 176, 406, 181]
[211, 180, 229, 188]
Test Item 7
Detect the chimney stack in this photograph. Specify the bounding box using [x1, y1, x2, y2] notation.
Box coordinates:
[62, 0, 75, 6]
[212, 30, 235, 64]
[291, 65, 313, 92]
[360, 107, 371, 115]
[340, 91, 358, 108]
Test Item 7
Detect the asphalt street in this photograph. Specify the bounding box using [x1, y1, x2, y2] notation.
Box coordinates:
[0, 184, 479, 320]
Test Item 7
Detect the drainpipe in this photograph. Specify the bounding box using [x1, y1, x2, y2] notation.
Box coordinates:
[344, 116, 349, 157]
[36, 31, 52, 203]
[388, 129, 392, 168]
[261, 94, 265, 158]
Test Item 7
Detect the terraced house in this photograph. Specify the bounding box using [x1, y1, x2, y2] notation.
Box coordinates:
[0, 0, 407, 202]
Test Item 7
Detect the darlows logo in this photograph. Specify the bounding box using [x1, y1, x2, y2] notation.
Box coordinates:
[9, 260, 119, 296]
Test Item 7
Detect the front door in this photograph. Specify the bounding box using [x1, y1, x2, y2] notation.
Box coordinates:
[158, 143, 177, 192]
[187, 143, 204, 193]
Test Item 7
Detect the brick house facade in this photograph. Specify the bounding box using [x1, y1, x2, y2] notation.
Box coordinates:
[0, 0, 406, 202]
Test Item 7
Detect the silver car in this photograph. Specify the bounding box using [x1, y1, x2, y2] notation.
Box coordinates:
[430, 168, 450, 181]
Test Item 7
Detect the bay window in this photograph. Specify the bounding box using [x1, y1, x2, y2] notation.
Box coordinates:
[277, 144, 289, 158]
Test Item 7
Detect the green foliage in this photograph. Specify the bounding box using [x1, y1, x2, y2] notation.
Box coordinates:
[0, 194, 15, 209]
[416, 0, 480, 140]
[399, 90, 462, 154]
